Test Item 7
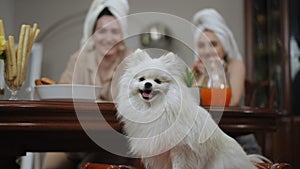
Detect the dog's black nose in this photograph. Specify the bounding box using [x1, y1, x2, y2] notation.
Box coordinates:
[144, 82, 152, 89]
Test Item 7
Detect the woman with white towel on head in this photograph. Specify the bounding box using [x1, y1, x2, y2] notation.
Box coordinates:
[192, 8, 245, 106]
[43, 0, 133, 168]
[192, 8, 262, 155]
[59, 0, 131, 101]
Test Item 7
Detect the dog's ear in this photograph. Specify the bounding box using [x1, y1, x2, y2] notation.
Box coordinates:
[160, 52, 181, 65]
[159, 52, 186, 73]
[125, 48, 151, 67]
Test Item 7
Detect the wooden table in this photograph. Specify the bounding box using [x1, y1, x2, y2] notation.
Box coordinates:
[0, 100, 279, 167]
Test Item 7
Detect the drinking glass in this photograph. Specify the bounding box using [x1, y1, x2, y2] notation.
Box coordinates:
[4, 75, 24, 100]
[200, 56, 231, 106]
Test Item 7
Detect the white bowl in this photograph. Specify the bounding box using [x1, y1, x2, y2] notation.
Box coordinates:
[35, 84, 101, 101]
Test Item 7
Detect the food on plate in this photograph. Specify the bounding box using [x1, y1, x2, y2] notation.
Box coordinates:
[40, 77, 56, 85]
[35, 77, 70, 86]
[34, 79, 43, 86]
[35, 77, 57, 85]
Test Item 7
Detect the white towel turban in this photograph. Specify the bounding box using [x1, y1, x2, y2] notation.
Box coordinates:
[192, 8, 242, 61]
[80, 0, 129, 48]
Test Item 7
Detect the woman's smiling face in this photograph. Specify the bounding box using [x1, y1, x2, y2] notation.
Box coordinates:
[197, 30, 225, 59]
[93, 15, 123, 56]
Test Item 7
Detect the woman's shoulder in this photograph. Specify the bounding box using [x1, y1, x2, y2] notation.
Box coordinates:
[227, 59, 245, 70]
[70, 50, 90, 59]
[67, 50, 93, 64]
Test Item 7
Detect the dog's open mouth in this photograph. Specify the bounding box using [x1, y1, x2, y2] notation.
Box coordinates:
[139, 89, 159, 100]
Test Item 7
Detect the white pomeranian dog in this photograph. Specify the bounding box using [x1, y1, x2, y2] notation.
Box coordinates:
[116, 49, 259, 169]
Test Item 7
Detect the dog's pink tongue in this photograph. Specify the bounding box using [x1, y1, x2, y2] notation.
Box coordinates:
[142, 92, 152, 98]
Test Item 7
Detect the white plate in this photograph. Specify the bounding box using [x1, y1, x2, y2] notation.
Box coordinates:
[35, 84, 101, 101]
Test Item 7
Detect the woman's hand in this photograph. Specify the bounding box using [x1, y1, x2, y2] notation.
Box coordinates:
[192, 60, 205, 76]
[191, 60, 206, 87]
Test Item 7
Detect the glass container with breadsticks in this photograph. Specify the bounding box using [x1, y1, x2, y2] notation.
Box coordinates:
[0, 19, 40, 100]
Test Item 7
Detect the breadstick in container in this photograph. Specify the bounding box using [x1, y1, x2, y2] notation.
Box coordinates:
[0, 20, 6, 37]
[5, 40, 11, 81]
[15, 25, 26, 86]
[19, 25, 30, 84]
[20, 25, 29, 83]
[7, 36, 17, 81]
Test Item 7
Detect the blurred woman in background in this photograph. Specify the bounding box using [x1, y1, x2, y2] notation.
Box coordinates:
[192, 8, 261, 154]
[192, 8, 245, 106]
[43, 0, 132, 168]
[60, 0, 131, 101]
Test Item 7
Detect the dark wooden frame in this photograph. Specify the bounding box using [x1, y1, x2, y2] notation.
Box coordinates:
[244, 1, 294, 167]
[244, 0, 291, 114]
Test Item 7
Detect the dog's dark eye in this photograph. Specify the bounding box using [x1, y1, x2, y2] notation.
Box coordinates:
[139, 77, 145, 82]
[154, 79, 161, 84]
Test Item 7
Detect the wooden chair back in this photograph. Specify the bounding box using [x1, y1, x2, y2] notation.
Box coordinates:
[245, 80, 276, 108]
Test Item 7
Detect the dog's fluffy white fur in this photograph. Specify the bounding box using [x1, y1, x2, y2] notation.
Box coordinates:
[116, 49, 257, 169]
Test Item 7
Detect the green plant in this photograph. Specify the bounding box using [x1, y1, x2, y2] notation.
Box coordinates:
[184, 67, 196, 87]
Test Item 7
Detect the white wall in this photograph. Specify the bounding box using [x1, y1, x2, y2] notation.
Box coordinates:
[14, 0, 93, 80]
[128, 0, 245, 56]
[0, 0, 15, 36]
[1, 0, 244, 81]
